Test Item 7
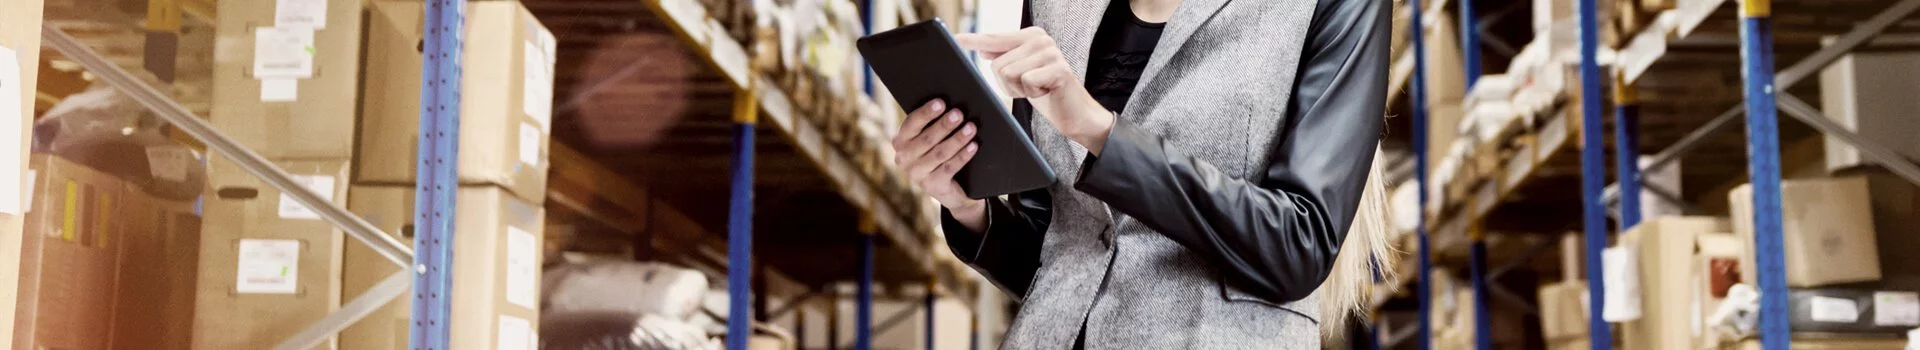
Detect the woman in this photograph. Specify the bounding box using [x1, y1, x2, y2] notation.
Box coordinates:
[889, 0, 1392, 347]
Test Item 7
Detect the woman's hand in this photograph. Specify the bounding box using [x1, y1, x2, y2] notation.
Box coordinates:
[892, 99, 988, 231]
[956, 28, 1115, 155]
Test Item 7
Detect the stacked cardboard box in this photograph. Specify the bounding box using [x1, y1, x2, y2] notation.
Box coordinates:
[1618, 217, 1728, 350]
[193, 0, 367, 346]
[1538, 281, 1589, 350]
[342, 2, 555, 348]
[1, 0, 44, 345]
[1728, 177, 1881, 287]
[18, 155, 201, 349]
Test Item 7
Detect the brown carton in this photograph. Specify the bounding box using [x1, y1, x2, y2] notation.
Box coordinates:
[358, 1, 555, 202]
[1620, 217, 1727, 350]
[17, 155, 128, 350]
[1729, 177, 1881, 287]
[206, 0, 365, 162]
[193, 159, 350, 349]
[340, 185, 544, 350]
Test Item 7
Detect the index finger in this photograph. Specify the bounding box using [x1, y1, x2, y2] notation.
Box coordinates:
[896, 99, 947, 143]
[955, 33, 1022, 57]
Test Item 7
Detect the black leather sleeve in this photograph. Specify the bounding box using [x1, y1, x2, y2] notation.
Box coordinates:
[940, 188, 1051, 298]
[1071, 0, 1388, 303]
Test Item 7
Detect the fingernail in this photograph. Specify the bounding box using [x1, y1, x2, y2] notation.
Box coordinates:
[931, 99, 944, 110]
[967, 143, 978, 153]
[947, 112, 962, 123]
[963, 124, 976, 136]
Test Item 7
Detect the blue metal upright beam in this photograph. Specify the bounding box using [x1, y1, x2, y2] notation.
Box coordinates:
[1409, 0, 1433, 347]
[1459, 0, 1490, 347]
[925, 284, 936, 350]
[1458, 0, 1481, 87]
[1738, 0, 1790, 348]
[858, 232, 876, 350]
[410, 0, 463, 348]
[1614, 76, 1643, 229]
[726, 88, 759, 350]
[1577, 0, 1613, 345]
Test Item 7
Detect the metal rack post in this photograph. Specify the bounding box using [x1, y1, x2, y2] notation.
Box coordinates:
[926, 282, 936, 350]
[1409, 0, 1434, 346]
[858, 219, 877, 350]
[1614, 74, 1642, 229]
[1736, 0, 1790, 348]
[1576, 0, 1612, 346]
[1458, 0, 1490, 347]
[410, 0, 465, 347]
[727, 85, 761, 350]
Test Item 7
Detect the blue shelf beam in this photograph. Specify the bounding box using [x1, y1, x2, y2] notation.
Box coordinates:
[858, 226, 877, 350]
[1577, 0, 1612, 346]
[1614, 75, 1643, 229]
[926, 283, 936, 350]
[1459, 0, 1489, 346]
[726, 87, 760, 350]
[1409, 0, 1433, 347]
[410, 0, 464, 348]
[1737, 0, 1790, 348]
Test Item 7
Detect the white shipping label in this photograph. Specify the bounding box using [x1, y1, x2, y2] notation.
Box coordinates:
[519, 123, 542, 165]
[144, 147, 195, 182]
[253, 27, 315, 79]
[277, 174, 337, 220]
[235, 239, 302, 294]
[260, 78, 298, 102]
[498, 315, 533, 350]
[1809, 296, 1861, 323]
[1601, 246, 1644, 322]
[1875, 292, 1920, 326]
[0, 45, 22, 215]
[274, 0, 328, 29]
[506, 226, 537, 308]
[521, 41, 553, 128]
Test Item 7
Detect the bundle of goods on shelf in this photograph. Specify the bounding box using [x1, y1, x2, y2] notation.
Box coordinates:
[18, 80, 204, 350]
[541, 257, 719, 349]
[1459, 75, 1522, 185]
[700, 0, 760, 47]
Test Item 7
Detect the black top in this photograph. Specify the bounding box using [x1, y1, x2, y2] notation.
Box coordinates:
[1084, 0, 1164, 113]
[943, 0, 1389, 307]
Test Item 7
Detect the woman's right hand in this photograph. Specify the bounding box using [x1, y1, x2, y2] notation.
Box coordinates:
[891, 99, 986, 230]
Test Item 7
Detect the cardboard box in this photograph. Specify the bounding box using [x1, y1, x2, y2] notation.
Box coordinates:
[17, 155, 129, 350]
[15, 155, 201, 350]
[2, 2, 46, 346]
[341, 185, 544, 350]
[1539, 281, 1590, 341]
[207, 0, 365, 161]
[193, 159, 350, 350]
[1729, 177, 1881, 287]
[1620, 217, 1727, 350]
[1786, 288, 1920, 334]
[1817, 49, 1920, 173]
[358, 1, 555, 202]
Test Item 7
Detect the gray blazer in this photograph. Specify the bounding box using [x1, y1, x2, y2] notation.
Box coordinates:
[939, 0, 1388, 348]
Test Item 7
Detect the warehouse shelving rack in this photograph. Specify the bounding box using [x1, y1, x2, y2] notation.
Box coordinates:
[35, 0, 985, 348]
[1386, 0, 1920, 348]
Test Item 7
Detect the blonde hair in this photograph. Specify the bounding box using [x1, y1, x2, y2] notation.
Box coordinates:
[1317, 147, 1399, 340]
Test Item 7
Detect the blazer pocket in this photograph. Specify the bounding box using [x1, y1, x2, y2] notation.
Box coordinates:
[1217, 276, 1319, 323]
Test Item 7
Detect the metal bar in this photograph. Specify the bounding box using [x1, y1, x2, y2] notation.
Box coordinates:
[1488, 238, 1557, 280]
[1639, 0, 1920, 175]
[829, 288, 842, 349]
[866, 301, 923, 340]
[1384, 320, 1421, 348]
[555, 57, 652, 115]
[1578, 0, 1613, 345]
[1488, 283, 1539, 315]
[858, 233, 877, 350]
[1738, 1, 1790, 348]
[768, 290, 824, 319]
[1410, 0, 1435, 346]
[1469, 240, 1491, 349]
[411, 0, 465, 347]
[926, 283, 936, 350]
[1777, 94, 1920, 186]
[275, 271, 411, 350]
[1615, 82, 1643, 229]
[726, 86, 760, 350]
[39, 25, 414, 266]
[1459, 0, 1481, 88]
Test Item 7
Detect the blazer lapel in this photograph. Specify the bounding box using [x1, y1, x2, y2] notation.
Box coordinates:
[1124, 0, 1233, 119]
[1033, 0, 1110, 82]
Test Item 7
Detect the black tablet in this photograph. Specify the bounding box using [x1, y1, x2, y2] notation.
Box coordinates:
[858, 19, 1056, 199]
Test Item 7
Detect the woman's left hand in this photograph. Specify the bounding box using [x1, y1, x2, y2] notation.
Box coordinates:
[957, 28, 1115, 155]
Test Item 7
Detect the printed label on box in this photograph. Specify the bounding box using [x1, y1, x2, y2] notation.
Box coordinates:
[261, 78, 298, 102]
[519, 123, 542, 166]
[499, 315, 533, 350]
[506, 226, 537, 308]
[253, 27, 315, 79]
[236, 239, 301, 294]
[522, 31, 556, 128]
[274, 0, 328, 29]
[145, 147, 195, 182]
[1875, 292, 1920, 326]
[0, 45, 22, 215]
[1809, 295, 1860, 323]
[278, 174, 337, 220]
